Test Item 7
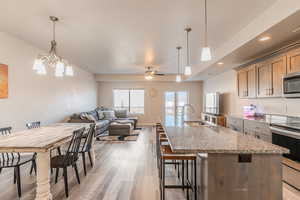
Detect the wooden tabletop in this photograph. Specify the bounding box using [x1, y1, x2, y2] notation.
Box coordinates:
[0, 123, 91, 153]
[164, 125, 289, 154]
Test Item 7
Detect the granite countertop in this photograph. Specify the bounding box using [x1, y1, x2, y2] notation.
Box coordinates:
[164, 124, 289, 154]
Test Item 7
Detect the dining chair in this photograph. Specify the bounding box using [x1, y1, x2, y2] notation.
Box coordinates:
[26, 121, 41, 129]
[26, 121, 61, 174]
[0, 127, 36, 198]
[79, 124, 95, 176]
[52, 127, 85, 198]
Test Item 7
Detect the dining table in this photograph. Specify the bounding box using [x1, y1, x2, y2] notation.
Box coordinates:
[0, 123, 93, 200]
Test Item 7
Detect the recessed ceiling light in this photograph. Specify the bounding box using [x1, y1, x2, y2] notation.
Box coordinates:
[217, 62, 224, 65]
[292, 27, 300, 33]
[259, 36, 271, 42]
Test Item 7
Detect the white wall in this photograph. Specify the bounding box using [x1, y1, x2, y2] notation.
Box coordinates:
[0, 32, 98, 131]
[98, 81, 203, 125]
[203, 70, 300, 117]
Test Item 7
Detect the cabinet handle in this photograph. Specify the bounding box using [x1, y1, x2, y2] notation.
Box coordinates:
[270, 88, 273, 95]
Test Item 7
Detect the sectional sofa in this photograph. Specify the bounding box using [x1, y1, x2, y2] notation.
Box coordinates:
[68, 107, 138, 138]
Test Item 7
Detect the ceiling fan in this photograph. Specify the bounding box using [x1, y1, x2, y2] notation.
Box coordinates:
[144, 66, 165, 80]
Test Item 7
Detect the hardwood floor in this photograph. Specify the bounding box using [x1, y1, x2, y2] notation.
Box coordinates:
[0, 126, 299, 200]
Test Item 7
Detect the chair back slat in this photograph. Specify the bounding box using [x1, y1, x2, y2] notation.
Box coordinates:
[0, 127, 21, 167]
[64, 128, 85, 166]
[26, 121, 41, 129]
[81, 124, 95, 152]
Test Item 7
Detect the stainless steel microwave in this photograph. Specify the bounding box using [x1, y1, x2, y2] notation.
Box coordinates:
[283, 72, 300, 98]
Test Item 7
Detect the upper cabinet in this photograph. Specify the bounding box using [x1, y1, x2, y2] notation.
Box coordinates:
[237, 65, 256, 98]
[287, 48, 300, 74]
[257, 61, 272, 98]
[270, 55, 287, 97]
[257, 55, 287, 97]
[237, 46, 300, 99]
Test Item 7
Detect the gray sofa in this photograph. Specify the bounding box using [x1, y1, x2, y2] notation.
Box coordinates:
[68, 107, 138, 138]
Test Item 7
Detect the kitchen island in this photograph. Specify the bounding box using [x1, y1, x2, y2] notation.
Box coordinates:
[163, 123, 289, 200]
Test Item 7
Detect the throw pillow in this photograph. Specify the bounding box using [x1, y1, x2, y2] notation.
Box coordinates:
[115, 109, 128, 118]
[97, 110, 105, 120]
[86, 114, 96, 122]
[103, 110, 116, 120]
[80, 113, 88, 120]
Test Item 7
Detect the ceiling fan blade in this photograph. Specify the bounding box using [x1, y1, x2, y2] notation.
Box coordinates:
[155, 73, 165, 76]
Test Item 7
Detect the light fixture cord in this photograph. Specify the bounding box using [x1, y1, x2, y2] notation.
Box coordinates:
[177, 47, 181, 74]
[186, 30, 190, 67]
[204, 0, 208, 46]
[53, 19, 56, 41]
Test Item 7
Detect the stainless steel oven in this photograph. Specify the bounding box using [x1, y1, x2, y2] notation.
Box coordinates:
[270, 123, 300, 161]
[283, 72, 300, 98]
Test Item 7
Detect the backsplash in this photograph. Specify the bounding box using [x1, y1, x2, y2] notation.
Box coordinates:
[203, 70, 300, 117]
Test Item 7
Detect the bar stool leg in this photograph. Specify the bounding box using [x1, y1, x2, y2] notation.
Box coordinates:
[177, 160, 180, 179]
[162, 159, 166, 200]
[194, 159, 197, 200]
[182, 160, 185, 191]
[186, 160, 189, 200]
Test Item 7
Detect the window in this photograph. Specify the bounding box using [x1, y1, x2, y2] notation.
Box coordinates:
[113, 89, 145, 114]
[164, 91, 188, 126]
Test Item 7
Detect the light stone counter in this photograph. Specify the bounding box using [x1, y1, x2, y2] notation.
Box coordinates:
[163, 123, 289, 200]
[164, 125, 289, 154]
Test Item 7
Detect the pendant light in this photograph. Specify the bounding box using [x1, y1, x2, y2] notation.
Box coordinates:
[33, 16, 74, 77]
[201, 0, 212, 61]
[176, 46, 182, 83]
[184, 27, 192, 76]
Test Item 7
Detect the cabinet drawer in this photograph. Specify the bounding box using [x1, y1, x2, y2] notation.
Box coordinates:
[283, 164, 300, 190]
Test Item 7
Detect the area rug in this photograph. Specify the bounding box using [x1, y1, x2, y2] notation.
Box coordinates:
[98, 130, 141, 141]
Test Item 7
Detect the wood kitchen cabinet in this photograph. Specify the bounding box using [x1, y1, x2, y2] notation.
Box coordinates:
[287, 47, 300, 73]
[270, 55, 287, 96]
[257, 55, 287, 98]
[237, 65, 256, 98]
[257, 60, 271, 98]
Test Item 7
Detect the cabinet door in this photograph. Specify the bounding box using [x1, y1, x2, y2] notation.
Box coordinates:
[287, 48, 300, 73]
[247, 65, 256, 98]
[257, 61, 271, 97]
[270, 55, 287, 97]
[237, 70, 248, 98]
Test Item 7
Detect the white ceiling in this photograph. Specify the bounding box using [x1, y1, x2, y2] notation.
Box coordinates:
[0, 0, 278, 74]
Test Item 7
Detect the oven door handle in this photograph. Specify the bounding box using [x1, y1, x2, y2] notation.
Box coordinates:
[270, 126, 300, 139]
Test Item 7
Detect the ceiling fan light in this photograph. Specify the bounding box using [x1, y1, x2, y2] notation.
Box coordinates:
[184, 66, 192, 76]
[145, 75, 153, 80]
[65, 65, 74, 76]
[201, 47, 212, 61]
[176, 75, 182, 82]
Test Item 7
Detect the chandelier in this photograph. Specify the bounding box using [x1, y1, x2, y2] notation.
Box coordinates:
[33, 16, 74, 77]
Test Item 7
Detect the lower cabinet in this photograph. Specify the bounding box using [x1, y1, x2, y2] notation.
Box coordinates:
[227, 116, 272, 143]
[226, 116, 244, 132]
[243, 120, 272, 143]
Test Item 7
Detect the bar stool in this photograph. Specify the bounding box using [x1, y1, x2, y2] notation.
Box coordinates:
[160, 145, 197, 200]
